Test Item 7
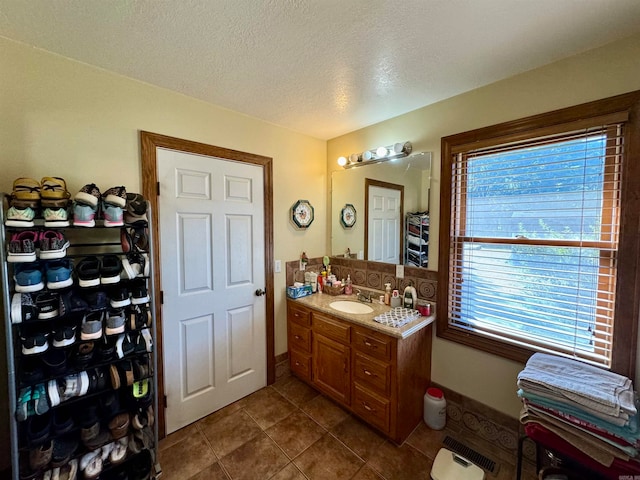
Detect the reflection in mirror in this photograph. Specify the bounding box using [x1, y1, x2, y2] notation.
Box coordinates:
[331, 153, 432, 266]
[365, 179, 404, 264]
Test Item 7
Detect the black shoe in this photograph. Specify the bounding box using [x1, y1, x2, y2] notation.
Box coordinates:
[100, 255, 122, 285]
[59, 288, 89, 317]
[42, 348, 67, 376]
[52, 324, 77, 348]
[82, 289, 108, 312]
[76, 256, 101, 288]
[130, 279, 149, 305]
[109, 284, 131, 308]
[52, 406, 75, 435]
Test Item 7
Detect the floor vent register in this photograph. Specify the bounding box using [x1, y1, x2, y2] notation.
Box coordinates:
[442, 436, 498, 474]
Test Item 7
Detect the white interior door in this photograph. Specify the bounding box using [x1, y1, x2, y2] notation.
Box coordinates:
[368, 185, 401, 264]
[157, 148, 266, 434]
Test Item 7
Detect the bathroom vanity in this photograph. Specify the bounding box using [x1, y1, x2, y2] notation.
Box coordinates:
[287, 294, 434, 444]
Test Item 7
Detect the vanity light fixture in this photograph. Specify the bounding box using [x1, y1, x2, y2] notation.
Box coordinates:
[339, 141, 413, 169]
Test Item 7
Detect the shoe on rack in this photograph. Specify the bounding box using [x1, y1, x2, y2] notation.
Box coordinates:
[32, 383, 50, 416]
[108, 413, 130, 440]
[12, 177, 41, 205]
[102, 186, 127, 208]
[11, 292, 39, 324]
[75, 183, 101, 207]
[42, 348, 67, 376]
[105, 309, 125, 336]
[115, 333, 134, 359]
[81, 311, 104, 340]
[76, 256, 101, 288]
[52, 406, 75, 435]
[109, 285, 131, 308]
[5, 205, 36, 227]
[45, 258, 73, 290]
[110, 360, 134, 389]
[100, 255, 122, 284]
[35, 291, 59, 320]
[16, 386, 32, 422]
[50, 434, 78, 468]
[128, 304, 151, 330]
[28, 439, 53, 471]
[21, 330, 49, 355]
[25, 411, 51, 446]
[58, 288, 89, 317]
[43, 205, 70, 228]
[14, 262, 45, 293]
[80, 448, 103, 480]
[7, 230, 38, 263]
[73, 201, 97, 228]
[52, 324, 77, 348]
[73, 341, 95, 370]
[102, 202, 124, 227]
[121, 252, 149, 279]
[87, 366, 108, 394]
[96, 337, 117, 363]
[82, 289, 109, 312]
[40, 177, 71, 205]
[134, 328, 153, 354]
[110, 437, 128, 465]
[124, 193, 148, 226]
[39, 230, 70, 260]
[130, 279, 149, 305]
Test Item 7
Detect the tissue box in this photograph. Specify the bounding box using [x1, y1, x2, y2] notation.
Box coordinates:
[287, 284, 313, 299]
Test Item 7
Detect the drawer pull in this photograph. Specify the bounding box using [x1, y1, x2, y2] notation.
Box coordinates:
[362, 402, 375, 412]
[295, 361, 301, 366]
[294, 335, 301, 340]
[364, 369, 373, 376]
[364, 340, 377, 349]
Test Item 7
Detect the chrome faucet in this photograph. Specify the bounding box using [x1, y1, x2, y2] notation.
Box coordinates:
[356, 289, 372, 303]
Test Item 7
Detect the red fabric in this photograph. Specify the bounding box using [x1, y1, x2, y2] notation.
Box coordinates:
[525, 422, 640, 480]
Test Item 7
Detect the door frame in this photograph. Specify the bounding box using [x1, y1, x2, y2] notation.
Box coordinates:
[140, 131, 275, 439]
[364, 178, 404, 264]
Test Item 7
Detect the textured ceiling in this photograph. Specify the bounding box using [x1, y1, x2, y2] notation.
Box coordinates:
[2, 1, 640, 139]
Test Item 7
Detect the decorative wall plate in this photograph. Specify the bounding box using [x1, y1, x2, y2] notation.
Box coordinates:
[291, 199, 314, 229]
[340, 203, 356, 228]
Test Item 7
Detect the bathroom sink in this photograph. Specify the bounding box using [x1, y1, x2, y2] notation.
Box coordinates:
[329, 301, 374, 314]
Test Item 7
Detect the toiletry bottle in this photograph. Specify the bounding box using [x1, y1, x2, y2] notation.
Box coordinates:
[345, 275, 353, 295]
[317, 273, 323, 293]
[403, 285, 414, 309]
[384, 283, 391, 305]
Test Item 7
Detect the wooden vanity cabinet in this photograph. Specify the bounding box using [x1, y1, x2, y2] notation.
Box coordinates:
[286, 300, 432, 444]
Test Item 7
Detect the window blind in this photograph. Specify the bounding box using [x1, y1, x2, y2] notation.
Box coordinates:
[447, 124, 624, 368]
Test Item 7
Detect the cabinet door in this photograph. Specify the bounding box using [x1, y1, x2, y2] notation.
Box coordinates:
[313, 333, 351, 405]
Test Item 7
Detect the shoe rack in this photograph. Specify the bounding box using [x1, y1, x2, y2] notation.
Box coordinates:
[1, 194, 161, 480]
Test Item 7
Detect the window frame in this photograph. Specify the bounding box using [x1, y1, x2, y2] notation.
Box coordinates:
[437, 91, 640, 378]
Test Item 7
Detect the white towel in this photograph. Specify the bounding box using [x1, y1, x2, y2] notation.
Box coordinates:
[374, 307, 421, 328]
[517, 353, 636, 418]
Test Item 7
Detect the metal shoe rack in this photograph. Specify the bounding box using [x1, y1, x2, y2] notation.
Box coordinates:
[1, 194, 161, 480]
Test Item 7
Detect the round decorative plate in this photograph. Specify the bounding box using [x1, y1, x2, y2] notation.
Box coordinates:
[340, 203, 356, 228]
[292, 199, 314, 228]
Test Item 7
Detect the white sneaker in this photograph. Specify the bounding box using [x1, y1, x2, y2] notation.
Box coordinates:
[43, 207, 70, 227]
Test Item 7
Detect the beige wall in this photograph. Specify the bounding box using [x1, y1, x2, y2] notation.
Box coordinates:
[327, 33, 640, 418]
[0, 37, 327, 468]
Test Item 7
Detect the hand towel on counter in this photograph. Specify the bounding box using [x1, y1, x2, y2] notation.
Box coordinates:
[373, 307, 421, 328]
[517, 352, 636, 418]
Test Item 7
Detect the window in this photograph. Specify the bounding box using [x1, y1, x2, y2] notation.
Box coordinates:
[438, 92, 640, 377]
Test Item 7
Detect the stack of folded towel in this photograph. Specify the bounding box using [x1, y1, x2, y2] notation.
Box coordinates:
[517, 353, 640, 477]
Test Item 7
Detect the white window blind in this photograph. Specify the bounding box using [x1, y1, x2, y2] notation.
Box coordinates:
[448, 124, 624, 368]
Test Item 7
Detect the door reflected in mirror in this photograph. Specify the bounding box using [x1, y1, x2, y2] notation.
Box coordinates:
[331, 153, 432, 266]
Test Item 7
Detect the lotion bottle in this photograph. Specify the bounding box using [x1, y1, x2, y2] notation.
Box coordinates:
[384, 283, 391, 305]
[345, 275, 353, 295]
[403, 285, 415, 309]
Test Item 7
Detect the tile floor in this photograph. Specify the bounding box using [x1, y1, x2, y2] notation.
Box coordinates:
[158, 373, 538, 480]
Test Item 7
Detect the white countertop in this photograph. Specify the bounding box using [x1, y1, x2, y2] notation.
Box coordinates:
[289, 292, 435, 339]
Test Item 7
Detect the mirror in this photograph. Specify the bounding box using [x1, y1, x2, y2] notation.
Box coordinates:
[331, 153, 432, 266]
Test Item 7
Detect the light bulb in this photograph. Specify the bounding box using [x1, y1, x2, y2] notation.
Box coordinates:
[362, 150, 373, 161]
[376, 146, 389, 158]
[337, 156, 347, 167]
[349, 153, 360, 164]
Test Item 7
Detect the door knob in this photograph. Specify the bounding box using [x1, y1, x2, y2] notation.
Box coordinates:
[255, 289, 266, 297]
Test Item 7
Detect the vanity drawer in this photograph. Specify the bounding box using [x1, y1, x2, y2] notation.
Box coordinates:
[353, 327, 393, 361]
[288, 302, 311, 327]
[290, 349, 311, 381]
[288, 322, 311, 354]
[353, 384, 390, 433]
[313, 313, 350, 345]
[353, 351, 391, 397]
